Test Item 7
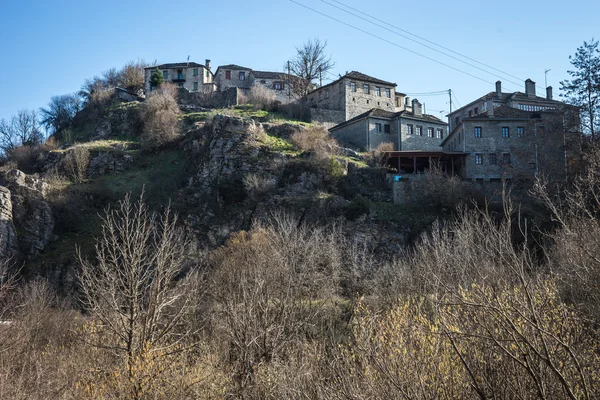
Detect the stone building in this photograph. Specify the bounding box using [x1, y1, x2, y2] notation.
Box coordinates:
[249, 71, 300, 103]
[443, 80, 580, 181]
[329, 99, 448, 151]
[305, 71, 398, 126]
[144, 60, 214, 94]
[214, 64, 253, 91]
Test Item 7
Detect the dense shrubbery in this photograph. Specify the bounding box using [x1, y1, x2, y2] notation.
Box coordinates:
[140, 83, 181, 147]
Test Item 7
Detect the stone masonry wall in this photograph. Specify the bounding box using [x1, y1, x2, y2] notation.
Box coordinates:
[399, 117, 446, 151]
[309, 109, 345, 130]
[145, 66, 212, 94]
[215, 68, 252, 91]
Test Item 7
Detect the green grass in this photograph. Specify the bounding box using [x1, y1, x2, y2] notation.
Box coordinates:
[261, 134, 298, 154]
[180, 107, 311, 126]
[52, 138, 139, 153]
[338, 155, 369, 169]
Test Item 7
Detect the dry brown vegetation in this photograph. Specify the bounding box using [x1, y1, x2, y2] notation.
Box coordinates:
[141, 83, 181, 147]
[291, 125, 338, 158]
[3, 148, 600, 398]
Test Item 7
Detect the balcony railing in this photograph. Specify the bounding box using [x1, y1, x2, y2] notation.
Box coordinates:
[172, 74, 185, 82]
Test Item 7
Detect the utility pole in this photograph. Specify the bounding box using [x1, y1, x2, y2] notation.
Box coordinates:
[544, 69, 551, 89]
[287, 60, 291, 101]
[319, 67, 322, 87]
[448, 89, 453, 113]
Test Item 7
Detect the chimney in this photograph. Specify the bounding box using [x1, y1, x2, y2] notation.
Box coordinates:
[546, 86, 553, 100]
[205, 59, 211, 70]
[495, 80, 502, 98]
[525, 79, 536, 98]
[404, 96, 410, 111]
[412, 99, 422, 116]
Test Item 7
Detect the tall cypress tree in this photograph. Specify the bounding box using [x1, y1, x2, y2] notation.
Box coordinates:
[560, 39, 600, 139]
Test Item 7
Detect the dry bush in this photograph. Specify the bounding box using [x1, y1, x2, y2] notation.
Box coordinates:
[7, 145, 42, 173]
[280, 100, 311, 122]
[63, 146, 90, 183]
[247, 85, 276, 110]
[242, 173, 276, 201]
[367, 141, 394, 167]
[209, 213, 345, 395]
[290, 125, 338, 159]
[141, 83, 181, 147]
[44, 136, 58, 151]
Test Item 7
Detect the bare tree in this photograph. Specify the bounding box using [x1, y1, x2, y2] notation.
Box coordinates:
[40, 93, 82, 137]
[77, 194, 198, 400]
[289, 38, 335, 96]
[0, 109, 44, 154]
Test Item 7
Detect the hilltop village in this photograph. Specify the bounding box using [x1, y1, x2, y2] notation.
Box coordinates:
[144, 60, 581, 188]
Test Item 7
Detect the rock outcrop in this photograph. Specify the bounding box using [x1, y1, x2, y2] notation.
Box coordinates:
[0, 170, 54, 260]
[87, 151, 134, 178]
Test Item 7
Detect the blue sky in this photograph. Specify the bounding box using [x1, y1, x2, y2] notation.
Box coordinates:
[1, 0, 598, 123]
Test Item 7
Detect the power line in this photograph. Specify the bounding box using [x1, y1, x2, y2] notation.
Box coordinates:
[452, 92, 463, 108]
[320, 0, 526, 91]
[288, 0, 502, 87]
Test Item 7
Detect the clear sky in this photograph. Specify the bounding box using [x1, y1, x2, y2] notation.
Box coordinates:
[1, 0, 598, 123]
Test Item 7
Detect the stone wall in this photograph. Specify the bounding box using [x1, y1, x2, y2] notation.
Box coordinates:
[309, 108, 345, 130]
[145, 65, 213, 94]
[177, 87, 239, 109]
[398, 116, 446, 151]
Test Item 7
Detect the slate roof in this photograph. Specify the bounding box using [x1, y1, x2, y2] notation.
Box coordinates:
[329, 108, 446, 131]
[216, 64, 253, 71]
[251, 71, 298, 80]
[309, 70, 397, 94]
[448, 91, 569, 117]
[144, 62, 206, 70]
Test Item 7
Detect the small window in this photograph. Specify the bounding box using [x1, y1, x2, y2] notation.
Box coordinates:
[239, 71, 246, 81]
[325, 90, 329, 99]
[162, 70, 169, 79]
[407, 124, 413, 135]
[363, 84, 370, 94]
[503, 153, 511, 164]
[350, 81, 356, 92]
[427, 127, 434, 137]
[261, 80, 266, 84]
[416, 126, 423, 136]
[384, 124, 391, 133]
[454, 116, 459, 125]
[193, 82, 198, 91]
[475, 153, 483, 165]
[502, 127, 510, 138]
[375, 87, 381, 96]
[436, 128, 444, 139]
[474, 107, 479, 114]
[385, 88, 391, 98]
[193, 68, 198, 76]
[517, 126, 524, 137]
[275, 82, 283, 90]
[489, 153, 497, 165]
[468, 110, 472, 117]
[375, 123, 382, 133]
[206, 70, 209, 78]
[474, 126, 482, 138]
[225, 70, 231, 80]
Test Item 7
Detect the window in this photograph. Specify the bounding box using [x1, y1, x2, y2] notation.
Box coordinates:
[427, 127, 434, 137]
[385, 88, 391, 98]
[239, 71, 245, 81]
[318, 91, 322, 101]
[177, 69, 183, 79]
[375, 87, 381, 96]
[375, 123, 382, 133]
[517, 126, 524, 137]
[325, 89, 329, 99]
[225, 70, 231, 80]
[468, 110, 472, 117]
[474, 107, 479, 114]
[454, 116, 459, 125]
[260, 80, 266, 84]
[363, 84, 370, 94]
[436, 128, 444, 139]
[416, 126, 423, 136]
[475, 153, 483, 165]
[350, 81, 356, 92]
[193, 68, 198, 76]
[474, 126, 482, 138]
[275, 82, 283, 90]
[193, 82, 198, 91]
[407, 124, 413, 135]
[206, 70, 209, 78]
[503, 153, 511, 164]
[384, 124, 391, 133]
[502, 127, 510, 138]
[162, 70, 169, 79]
[489, 153, 497, 165]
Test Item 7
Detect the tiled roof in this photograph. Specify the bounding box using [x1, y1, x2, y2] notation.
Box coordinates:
[397, 110, 447, 124]
[216, 64, 252, 71]
[144, 62, 206, 70]
[330, 108, 447, 131]
[344, 71, 396, 87]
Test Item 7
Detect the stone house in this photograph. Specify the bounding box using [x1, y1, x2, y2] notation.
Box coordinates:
[249, 71, 300, 103]
[329, 99, 448, 152]
[443, 80, 580, 181]
[305, 71, 398, 127]
[144, 60, 214, 94]
[214, 64, 253, 91]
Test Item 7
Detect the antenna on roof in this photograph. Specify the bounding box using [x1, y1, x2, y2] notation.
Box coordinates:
[186, 55, 190, 68]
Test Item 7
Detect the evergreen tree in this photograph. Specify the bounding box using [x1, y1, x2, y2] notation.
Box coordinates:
[149, 68, 164, 91]
[560, 39, 600, 139]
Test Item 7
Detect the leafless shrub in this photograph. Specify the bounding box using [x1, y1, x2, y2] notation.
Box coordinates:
[243, 173, 276, 200]
[141, 83, 181, 147]
[63, 146, 90, 183]
[77, 193, 200, 399]
[247, 85, 276, 110]
[290, 125, 338, 159]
